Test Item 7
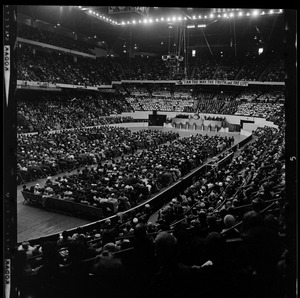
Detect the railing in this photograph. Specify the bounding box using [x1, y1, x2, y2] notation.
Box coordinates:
[22, 192, 104, 220]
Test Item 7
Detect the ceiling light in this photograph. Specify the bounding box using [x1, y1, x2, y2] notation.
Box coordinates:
[269, 9, 274, 14]
[144, 19, 148, 23]
[252, 10, 259, 16]
[261, 11, 265, 15]
[229, 12, 234, 17]
[210, 14, 214, 18]
[161, 17, 164, 21]
[187, 25, 195, 28]
[132, 20, 136, 24]
[88, 10, 92, 13]
[246, 12, 250, 16]
[156, 18, 159, 22]
[192, 15, 196, 19]
[238, 11, 243, 16]
[178, 16, 182, 20]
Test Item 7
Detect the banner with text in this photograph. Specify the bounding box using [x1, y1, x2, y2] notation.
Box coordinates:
[177, 79, 249, 86]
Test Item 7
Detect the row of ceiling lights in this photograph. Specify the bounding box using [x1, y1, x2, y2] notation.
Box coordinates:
[77, 7, 283, 27]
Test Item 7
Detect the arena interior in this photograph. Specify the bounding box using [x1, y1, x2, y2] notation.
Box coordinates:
[3, 6, 298, 298]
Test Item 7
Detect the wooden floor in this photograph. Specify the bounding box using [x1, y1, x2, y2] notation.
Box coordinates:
[16, 127, 247, 243]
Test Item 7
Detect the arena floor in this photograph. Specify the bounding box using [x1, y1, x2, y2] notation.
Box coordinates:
[16, 127, 247, 243]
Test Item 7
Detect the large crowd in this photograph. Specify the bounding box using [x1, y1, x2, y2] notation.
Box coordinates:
[17, 127, 179, 184]
[14, 19, 290, 298]
[17, 90, 133, 133]
[21, 132, 233, 216]
[17, 25, 285, 84]
[17, 124, 288, 298]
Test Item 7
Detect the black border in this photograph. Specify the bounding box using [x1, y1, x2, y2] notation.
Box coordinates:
[3, 5, 18, 298]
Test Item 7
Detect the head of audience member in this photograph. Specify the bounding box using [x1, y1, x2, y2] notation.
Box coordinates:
[155, 231, 178, 266]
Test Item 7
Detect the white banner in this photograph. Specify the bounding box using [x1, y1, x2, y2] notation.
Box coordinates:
[177, 79, 249, 86]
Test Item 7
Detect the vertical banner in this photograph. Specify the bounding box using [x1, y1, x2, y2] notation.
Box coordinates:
[3, 5, 17, 298]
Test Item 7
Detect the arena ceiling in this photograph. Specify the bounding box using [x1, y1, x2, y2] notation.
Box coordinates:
[17, 6, 286, 57]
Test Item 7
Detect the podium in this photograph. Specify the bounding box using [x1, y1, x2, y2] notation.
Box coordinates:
[148, 111, 166, 126]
